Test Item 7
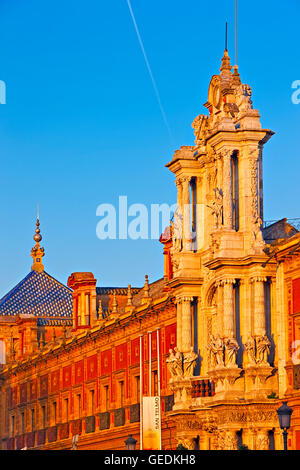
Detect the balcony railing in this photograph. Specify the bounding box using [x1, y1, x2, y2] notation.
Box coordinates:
[192, 378, 215, 398]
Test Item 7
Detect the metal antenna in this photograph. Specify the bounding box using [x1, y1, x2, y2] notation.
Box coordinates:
[225, 21, 228, 50]
[235, 0, 238, 65]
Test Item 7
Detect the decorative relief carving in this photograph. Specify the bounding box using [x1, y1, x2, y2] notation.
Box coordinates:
[244, 335, 271, 365]
[207, 334, 225, 367]
[256, 432, 269, 450]
[224, 337, 239, 367]
[167, 347, 198, 380]
[166, 347, 183, 380]
[256, 335, 271, 364]
[207, 187, 224, 229]
[217, 431, 237, 450]
[183, 348, 198, 378]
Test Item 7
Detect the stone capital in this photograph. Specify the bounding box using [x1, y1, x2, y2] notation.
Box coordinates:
[216, 148, 234, 160]
[250, 276, 267, 284]
[220, 278, 236, 286]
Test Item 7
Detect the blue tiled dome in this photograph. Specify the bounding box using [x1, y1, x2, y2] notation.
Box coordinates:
[0, 270, 73, 325]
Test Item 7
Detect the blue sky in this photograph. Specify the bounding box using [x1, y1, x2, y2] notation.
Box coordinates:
[0, 0, 299, 296]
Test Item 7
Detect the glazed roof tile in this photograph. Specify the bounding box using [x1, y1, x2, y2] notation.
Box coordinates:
[0, 270, 73, 321]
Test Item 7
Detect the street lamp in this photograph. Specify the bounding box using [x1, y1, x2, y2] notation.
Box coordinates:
[125, 435, 137, 450]
[277, 401, 293, 450]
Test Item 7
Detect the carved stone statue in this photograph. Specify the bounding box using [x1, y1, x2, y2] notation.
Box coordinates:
[253, 217, 264, 245]
[167, 347, 183, 379]
[224, 337, 239, 367]
[207, 187, 223, 229]
[244, 336, 256, 364]
[183, 347, 198, 378]
[207, 334, 224, 368]
[256, 335, 271, 364]
[171, 209, 183, 253]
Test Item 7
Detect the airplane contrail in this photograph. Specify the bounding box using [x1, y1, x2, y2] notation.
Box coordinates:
[126, 0, 174, 145]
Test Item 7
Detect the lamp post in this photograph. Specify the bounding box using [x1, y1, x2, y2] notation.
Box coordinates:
[277, 402, 293, 450]
[125, 435, 137, 451]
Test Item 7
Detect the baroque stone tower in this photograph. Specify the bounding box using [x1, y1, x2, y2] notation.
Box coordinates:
[166, 50, 282, 449]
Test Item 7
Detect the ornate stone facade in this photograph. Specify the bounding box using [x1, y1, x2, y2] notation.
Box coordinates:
[0, 47, 299, 451]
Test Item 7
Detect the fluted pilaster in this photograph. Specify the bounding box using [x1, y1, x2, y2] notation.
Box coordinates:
[251, 276, 267, 336]
[221, 278, 236, 338]
[181, 296, 193, 353]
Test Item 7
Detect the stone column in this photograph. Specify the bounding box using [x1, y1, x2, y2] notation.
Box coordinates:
[181, 297, 193, 353]
[175, 297, 183, 351]
[77, 294, 81, 326]
[85, 293, 90, 326]
[222, 279, 236, 338]
[216, 281, 224, 335]
[182, 176, 192, 251]
[251, 276, 267, 336]
[222, 150, 233, 229]
[90, 290, 97, 327]
[175, 177, 183, 214]
[81, 292, 85, 326]
[196, 176, 204, 250]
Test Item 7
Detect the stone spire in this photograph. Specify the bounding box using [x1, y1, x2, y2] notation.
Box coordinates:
[31, 213, 45, 272]
[220, 49, 232, 76]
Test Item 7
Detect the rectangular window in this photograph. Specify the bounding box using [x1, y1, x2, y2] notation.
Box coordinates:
[41, 405, 46, 429]
[11, 415, 15, 437]
[104, 385, 109, 411]
[31, 409, 35, 431]
[90, 389, 95, 415]
[119, 381, 124, 408]
[76, 394, 82, 418]
[153, 371, 158, 396]
[64, 398, 69, 422]
[21, 412, 25, 434]
[42, 405, 46, 429]
[135, 376, 140, 403]
[52, 402, 57, 425]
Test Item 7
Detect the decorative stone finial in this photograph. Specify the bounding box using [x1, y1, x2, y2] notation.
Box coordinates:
[31, 214, 45, 272]
[98, 299, 103, 318]
[127, 284, 133, 306]
[232, 65, 241, 86]
[144, 275, 150, 297]
[220, 49, 232, 76]
[112, 291, 118, 314]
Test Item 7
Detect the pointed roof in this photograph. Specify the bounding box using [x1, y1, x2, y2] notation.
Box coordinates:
[0, 270, 73, 325]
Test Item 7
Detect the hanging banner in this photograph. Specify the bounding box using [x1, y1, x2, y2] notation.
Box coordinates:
[142, 396, 161, 450]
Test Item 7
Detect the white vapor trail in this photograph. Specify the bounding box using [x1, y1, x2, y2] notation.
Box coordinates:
[126, 0, 174, 145]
